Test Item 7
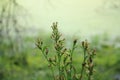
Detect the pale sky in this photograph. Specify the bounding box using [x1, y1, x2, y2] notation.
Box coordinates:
[17, 0, 120, 37]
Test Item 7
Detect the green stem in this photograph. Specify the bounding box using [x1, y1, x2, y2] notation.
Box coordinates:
[58, 55, 61, 77]
[88, 64, 92, 80]
[41, 49, 55, 80]
[69, 43, 76, 80]
[57, 52, 62, 80]
[88, 74, 91, 80]
[80, 48, 87, 80]
[51, 67, 55, 80]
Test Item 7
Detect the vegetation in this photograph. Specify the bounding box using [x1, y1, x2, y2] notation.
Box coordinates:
[0, 30, 120, 80]
[0, 22, 120, 80]
[0, 0, 120, 80]
[36, 22, 96, 80]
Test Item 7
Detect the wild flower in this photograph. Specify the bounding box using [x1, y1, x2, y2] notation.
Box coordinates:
[36, 22, 96, 80]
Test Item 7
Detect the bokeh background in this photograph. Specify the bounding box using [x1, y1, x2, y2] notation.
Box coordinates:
[0, 0, 120, 80]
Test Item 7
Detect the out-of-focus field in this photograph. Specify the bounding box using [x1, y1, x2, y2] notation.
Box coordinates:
[0, 0, 120, 80]
[0, 34, 120, 80]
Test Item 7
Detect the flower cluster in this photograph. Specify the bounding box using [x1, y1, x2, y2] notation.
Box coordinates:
[36, 22, 96, 80]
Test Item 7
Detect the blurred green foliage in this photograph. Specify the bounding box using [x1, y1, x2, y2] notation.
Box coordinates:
[0, 34, 120, 80]
[0, 0, 120, 80]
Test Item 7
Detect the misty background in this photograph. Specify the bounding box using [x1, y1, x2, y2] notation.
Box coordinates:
[0, 0, 120, 80]
[17, 0, 120, 37]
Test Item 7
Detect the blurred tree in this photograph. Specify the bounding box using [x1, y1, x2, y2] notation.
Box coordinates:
[0, 0, 27, 56]
[96, 0, 120, 13]
[103, 0, 120, 10]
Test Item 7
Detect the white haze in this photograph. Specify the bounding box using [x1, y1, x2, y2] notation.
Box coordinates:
[18, 0, 120, 37]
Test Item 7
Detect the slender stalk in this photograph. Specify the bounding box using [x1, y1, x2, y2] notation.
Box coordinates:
[58, 53, 61, 79]
[40, 49, 55, 80]
[51, 66, 55, 80]
[80, 48, 87, 80]
[69, 39, 77, 80]
[69, 49, 73, 80]
[88, 74, 91, 80]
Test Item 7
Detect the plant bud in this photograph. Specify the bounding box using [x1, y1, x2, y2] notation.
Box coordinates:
[73, 39, 77, 45]
[86, 70, 90, 74]
[90, 57, 92, 63]
[82, 62, 86, 67]
[35, 43, 42, 50]
[45, 48, 49, 55]
[84, 41, 88, 49]
[48, 64, 51, 67]
[89, 63, 94, 68]
[62, 48, 67, 54]
[82, 41, 84, 47]
[48, 58, 52, 62]
[92, 49, 96, 55]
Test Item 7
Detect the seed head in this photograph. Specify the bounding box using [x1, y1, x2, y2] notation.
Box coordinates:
[82, 41, 85, 47]
[48, 58, 52, 62]
[45, 48, 49, 55]
[73, 39, 77, 46]
[92, 49, 96, 55]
